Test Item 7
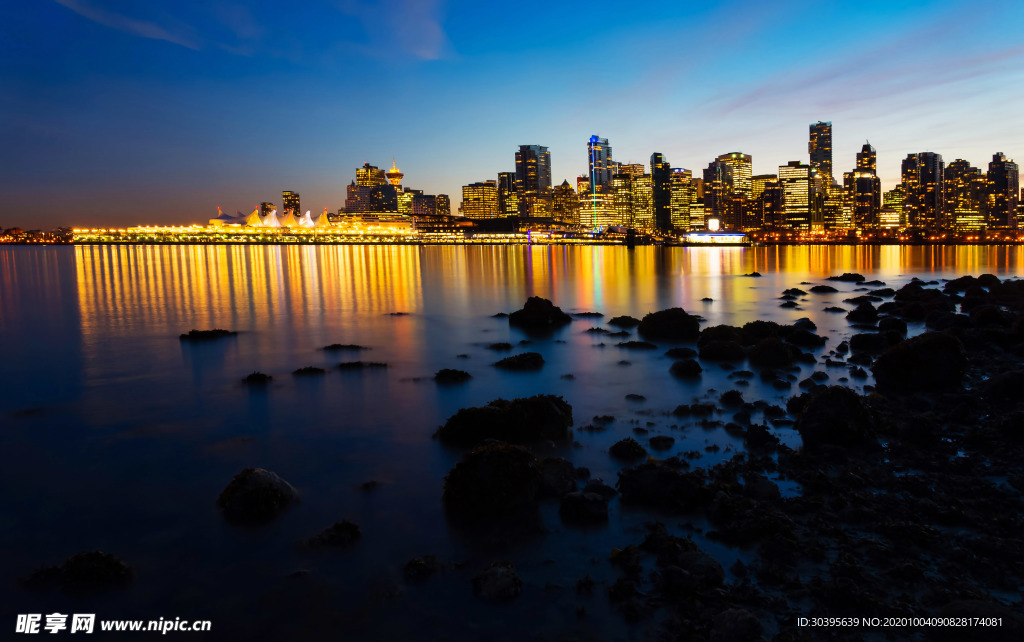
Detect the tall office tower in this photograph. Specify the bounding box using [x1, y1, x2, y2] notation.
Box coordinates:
[386, 159, 404, 187]
[460, 181, 499, 219]
[850, 169, 881, 228]
[715, 152, 752, 196]
[410, 194, 436, 217]
[497, 172, 519, 218]
[945, 159, 987, 232]
[901, 154, 921, 226]
[552, 180, 580, 225]
[759, 179, 784, 228]
[435, 194, 451, 217]
[631, 173, 654, 230]
[702, 160, 734, 223]
[809, 121, 833, 183]
[669, 169, 695, 231]
[778, 161, 821, 231]
[260, 202, 277, 217]
[822, 182, 847, 229]
[651, 153, 672, 232]
[919, 152, 945, 230]
[883, 185, 905, 224]
[588, 136, 614, 191]
[856, 143, 877, 173]
[750, 174, 776, 200]
[515, 145, 552, 217]
[987, 152, 1020, 229]
[609, 173, 632, 227]
[356, 162, 387, 186]
[282, 191, 300, 214]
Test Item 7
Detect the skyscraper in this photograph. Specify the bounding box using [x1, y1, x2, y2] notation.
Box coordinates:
[847, 144, 880, 228]
[282, 191, 300, 215]
[669, 169, 695, 231]
[988, 152, 1020, 229]
[945, 159, 987, 232]
[651, 153, 672, 233]
[856, 143, 877, 173]
[902, 153, 945, 230]
[435, 194, 451, 217]
[460, 181, 499, 219]
[588, 136, 613, 192]
[497, 172, 519, 218]
[552, 180, 580, 226]
[515, 145, 552, 217]
[356, 163, 386, 186]
[702, 160, 734, 224]
[778, 161, 821, 231]
[715, 152, 752, 196]
[809, 121, 833, 183]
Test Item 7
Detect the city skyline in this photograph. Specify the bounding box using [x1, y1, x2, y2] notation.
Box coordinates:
[3, 0, 1024, 227]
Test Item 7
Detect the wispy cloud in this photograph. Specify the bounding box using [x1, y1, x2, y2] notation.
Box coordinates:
[332, 0, 451, 61]
[53, 0, 200, 50]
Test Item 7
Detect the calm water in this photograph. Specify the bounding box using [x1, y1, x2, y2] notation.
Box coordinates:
[2, 244, 1022, 640]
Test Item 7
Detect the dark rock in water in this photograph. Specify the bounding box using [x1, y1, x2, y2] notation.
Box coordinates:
[836, 340, 849, 354]
[809, 284, 839, 293]
[783, 288, 807, 296]
[493, 352, 545, 370]
[827, 272, 865, 282]
[321, 343, 368, 351]
[649, 435, 675, 450]
[925, 311, 973, 331]
[846, 301, 879, 323]
[625, 393, 646, 401]
[617, 460, 710, 511]
[389, 311, 410, 316]
[486, 342, 513, 351]
[584, 326, 610, 334]
[337, 361, 388, 370]
[665, 346, 697, 359]
[783, 327, 827, 348]
[793, 317, 816, 331]
[508, 296, 572, 328]
[180, 328, 236, 341]
[217, 468, 298, 524]
[609, 437, 647, 461]
[698, 324, 748, 347]
[443, 443, 541, 520]
[943, 275, 979, 292]
[304, 520, 361, 548]
[720, 390, 744, 406]
[849, 332, 900, 354]
[456, 353, 469, 359]
[823, 306, 846, 313]
[743, 271, 761, 277]
[675, 551, 726, 588]
[779, 294, 797, 301]
[403, 555, 440, 582]
[607, 330, 630, 338]
[537, 457, 577, 498]
[582, 479, 618, 498]
[608, 315, 641, 328]
[436, 394, 572, 445]
[292, 366, 326, 376]
[977, 273, 1001, 288]
[983, 369, 1024, 403]
[710, 608, 764, 642]
[670, 358, 703, 378]
[847, 352, 873, 366]
[434, 368, 471, 383]
[749, 338, 798, 368]
[869, 287, 896, 297]
[617, 340, 658, 350]
[560, 373, 575, 380]
[744, 424, 780, 450]
[701, 297, 714, 302]
[491, 312, 509, 318]
[22, 551, 134, 595]
[873, 331, 966, 392]
[850, 366, 868, 378]
[473, 561, 522, 601]
[969, 304, 1012, 327]
[794, 386, 877, 449]
[877, 316, 907, 334]
[699, 340, 745, 361]
[779, 301, 799, 308]
[572, 311, 604, 318]
[638, 308, 701, 342]
[242, 371, 272, 385]
[559, 492, 609, 523]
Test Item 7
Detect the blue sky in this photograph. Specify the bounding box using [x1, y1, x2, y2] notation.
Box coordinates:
[2, 0, 1023, 227]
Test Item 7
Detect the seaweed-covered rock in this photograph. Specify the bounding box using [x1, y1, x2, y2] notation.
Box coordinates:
[508, 296, 572, 328]
[22, 551, 134, 595]
[849, 332, 899, 354]
[698, 325, 748, 347]
[782, 327, 827, 348]
[242, 371, 272, 385]
[699, 340, 745, 361]
[434, 368, 471, 383]
[180, 328, 236, 341]
[608, 315, 641, 328]
[877, 316, 907, 334]
[670, 359, 703, 378]
[559, 492, 609, 523]
[610, 437, 647, 461]
[828, 272, 865, 282]
[436, 395, 572, 445]
[794, 386, 877, 449]
[649, 435, 675, 451]
[304, 520, 361, 548]
[337, 361, 388, 370]
[809, 284, 839, 293]
[537, 457, 577, 498]
[749, 338, 797, 368]
[846, 301, 879, 323]
[472, 561, 522, 601]
[217, 468, 298, 524]
[493, 352, 545, 370]
[443, 443, 541, 520]
[872, 331, 966, 393]
[638, 308, 701, 342]
[292, 366, 326, 376]
[321, 343, 368, 351]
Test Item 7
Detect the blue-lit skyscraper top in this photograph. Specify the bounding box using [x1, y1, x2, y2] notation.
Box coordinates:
[588, 136, 613, 192]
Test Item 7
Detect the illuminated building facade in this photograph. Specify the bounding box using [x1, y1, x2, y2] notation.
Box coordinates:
[385, 159, 404, 187]
[631, 173, 654, 230]
[778, 161, 822, 231]
[670, 169, 695, 231]
[588, 136, 613, 191]
[356, 163, 386, 187]
[651, 153, 672, 232]
[988, 152, 1020, 229]
[945, 159, 987, 232]
[410, 194, 436, 217]
[497, 172, 519, 218]
[846, 144, 880, 228]
[435, 194, 451, 217]
[282, 191, 300, 215]
[902, 153, 945, 230]
[515, 144, 552, 217]
[716, 152, 752, 196]
[461, 181, 499, 219]
[883, 185, 905, 226]
[702, 160, 734, 224]
[809, 121, 833, 183]
[552, 180, 580, 225]
[260, 202, 276, 217]
[758, 179, 784, 228]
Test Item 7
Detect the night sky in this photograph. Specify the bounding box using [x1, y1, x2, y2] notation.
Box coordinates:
[3, 0, 1023, 228]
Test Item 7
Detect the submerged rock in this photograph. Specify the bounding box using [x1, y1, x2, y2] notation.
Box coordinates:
[403, 555, 440, 582]
[559, 491, 609, 523]
[337, 361, 388, 370]
[665, 347, 698, 359]
[872, 331, 966, 393]
[493, 352, 545, 370]
[809, 284, 839, 293]
[242, 371, 272, 385]
[608, 315, 641, 328]
[699, 340, 745, 361]
[304, 520, 361, 548]
[472, 561, 522, 601]
[638, 308, 701, 342]
[292, 366, 326, 376]
[486, 342, 513, 351]
[321, 343, 368, 351]
[649, 435, 675, 451]
[617, 340, 658, 350]
[610, 437, 647, 461]
[434, 368, 472, 383]
[22, 551, 134, 595]
[443, 443, 541, 520]
[794, 386, 877, 449]
[435, 394, 572, 445]
[508, 296, 572, 328]
[217, 468, 298, 524]
[828, 272, 865, 282]
[537, 457, 577, 498]
[180, 328, 236, 341]
[670, 358, 703, 378]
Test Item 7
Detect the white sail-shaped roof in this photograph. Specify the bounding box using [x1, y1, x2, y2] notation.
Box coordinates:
[297, 210, 315, 228]
[278, 209, 299, 228]
[209, 207, 244, 226]
[312, 209, 332, 228]
[260, 209, 281, 228]
[244, 207, 262, 227]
